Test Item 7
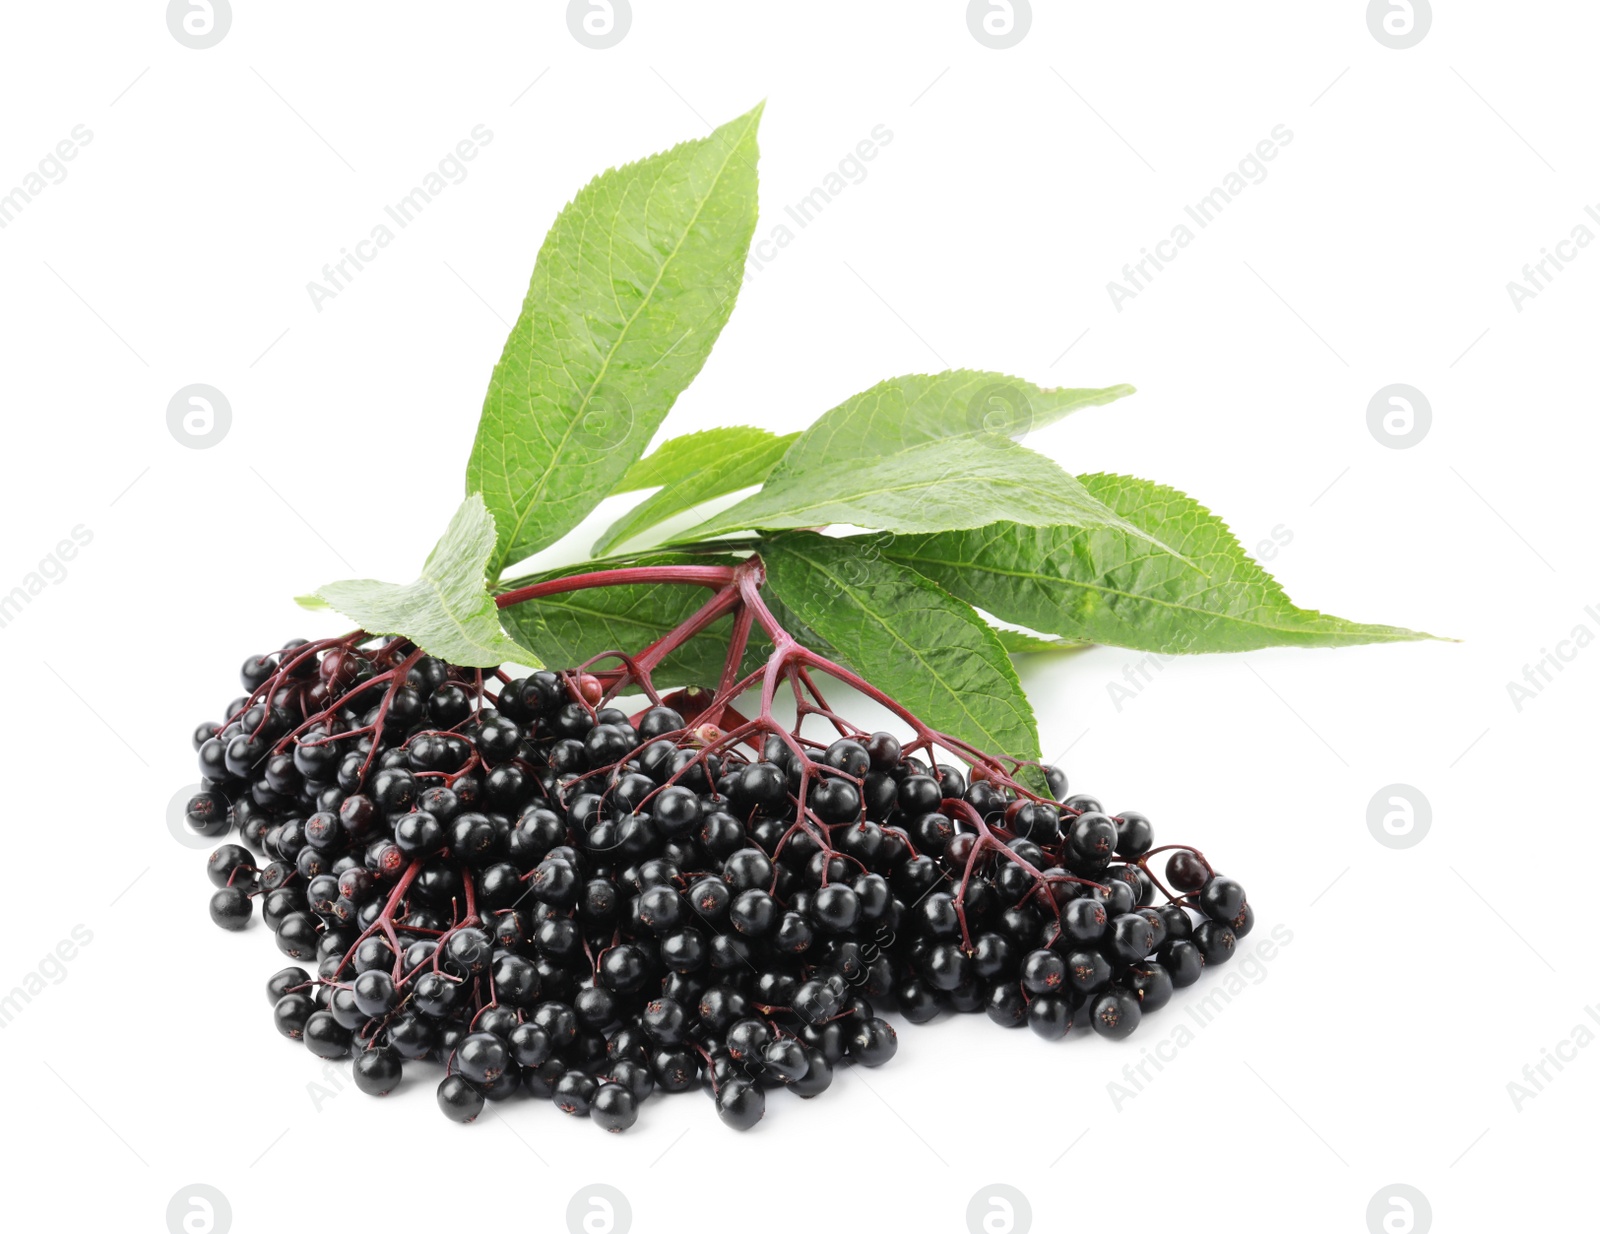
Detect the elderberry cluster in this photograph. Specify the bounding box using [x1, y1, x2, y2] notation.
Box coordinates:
[192, 635, 1251, 1131]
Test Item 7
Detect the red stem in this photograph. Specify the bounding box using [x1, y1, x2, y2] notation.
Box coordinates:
[494, 565, 736, 610]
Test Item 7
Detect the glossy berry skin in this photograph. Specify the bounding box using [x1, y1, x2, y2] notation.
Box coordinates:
[456, 1032, 511, 1084]
[810, 779, 861, 825]
[524, 1059, 568, 1100]
[554, 1070, 600, 1116]
[437, 1075, 485, 1123]
[650, 1048, 697, 1093]
[847, 1017, 898, 1067]
[508, 1023, 552, 1068]
[722, 848, 773, 891]
[1199, 876, 1249, 925]
[388, 1013, 438, 1061]
[303, 1011, 353, 1059]
[864, 731, 901, 771]
[1066, 949, 1113, 995]
[1060, 897, 1108, 944]
[273, 992, 314, 1039]
[1166, 849, 1210, 892]
[734, 762, 788, 812]
[761, 1039, 809, 1082]
[352, 970, 399, 1017]
[1110, 811, 1152, 858]
[482, 1069, 523, 1102]
[393, 811, 444, 856]
[986, 983, 1027, 1027]
[209, 887, 253, 931]
[1155, 904, 1191, 942]
[1021, 949, 1067, 995]
[1109, 913, 1157, 964]
[789, 1047, 834, 1098]
[1160, 938, 1205, 987]
[1090, 988, 1141, 1040]
[652, 786, 702, 837]
[812, 884, 861, 932]
[606, 1059, 655, 1103]
[274, 911, 320, 961]
[591, 1082, 638, 1132]
[1065, 813, 1118, 870]
[1128, 961, 1174, 1013]
[329, 987, 367, 1031]
[1027, 995, 1072, 1040]
[920, 943, 971, 992]
[1193, 920, 1238, 965]
[352, 1048, 403, 1096]
[898, 775, 943, 816]
[207, 844, 257, 889]
[266, 967, 309, 1005]
[1093, 879, 1137, 917]
[492, 955, 542, 1007]
[715, 1076, 765, 1130]
[1133, 907, 1168, 951]
[240, 653, 277, 691]
[636, 705, 685, 741]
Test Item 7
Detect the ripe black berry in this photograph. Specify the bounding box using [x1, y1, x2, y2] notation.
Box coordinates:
[1128, 962, 1174, 1013]
[1060, 897, 1107, 944]
[208, 886, 253, 930]
[591, 1081, 638, 1131]
[812, 884, 861, 932]
[1065, 812, 1117, 871]
[1090, 988, 1141, 1040]
[437, 1075, 485, 1123]
[191, 631, 1254, 1132]
[1113, 810, 1154, 858]
[1021, 948, 1067, 995]
[1192, 920, 1238, 965]
[1166, 849, 1209, 892]
[1199, 876, 1248, 924]
[553, 1069, 599, 1116]
[273, 992, 314, 1039]
[352, 1048, 403, 1096]
[1027, 995, 1072, 1040]
[1159, 938, 1203, 988]
[1109, 913, 1157, 964]
[715, 1076, 764, 1130]
[847, 1017, 898, 1066]
[303, 1011, 353, 1059]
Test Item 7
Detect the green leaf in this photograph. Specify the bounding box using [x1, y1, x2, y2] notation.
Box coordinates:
[761, 532, 1040, 760]
[467, 103, 765, 574]
[499, 554, 767, 690]
[593, 427, 798, 555]
[772, 372, 1133, 475]
[882, 473, 1443, 654]
[993, 629, 1090, 655]
[679, 373, 1148, 542]
[299, 495, 535, 668]
[612, 427, 797, 494]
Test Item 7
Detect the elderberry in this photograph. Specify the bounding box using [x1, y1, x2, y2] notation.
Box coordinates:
[190, 632, 1253, 1132]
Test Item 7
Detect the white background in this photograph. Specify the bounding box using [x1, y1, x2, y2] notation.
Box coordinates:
[1, 3, 1594, 1232]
